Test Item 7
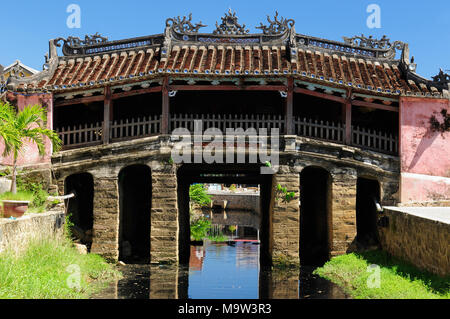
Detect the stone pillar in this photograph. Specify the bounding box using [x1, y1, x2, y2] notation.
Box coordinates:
[271, 167, 300, 265]
[150, 167, 179, 264]
[330, 168, 357, 256]
[90, 176, 120, 261]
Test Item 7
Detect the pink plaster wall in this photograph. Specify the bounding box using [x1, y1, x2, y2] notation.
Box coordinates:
[0, 92, 54, 167]
[400, 96, 450, 202]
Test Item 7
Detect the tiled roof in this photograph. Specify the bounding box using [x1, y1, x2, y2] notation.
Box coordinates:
[6, 11, 449, 98]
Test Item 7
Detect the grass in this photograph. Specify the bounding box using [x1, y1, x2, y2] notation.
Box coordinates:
[0, 238, 121, 299]
[314, 250, 450, 299]
[207, 234, 228, 242]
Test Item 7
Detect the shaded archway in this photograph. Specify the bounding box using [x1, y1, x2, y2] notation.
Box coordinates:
[64, 173, 94, 249]
[177, 163, 273, 267]
[118, 164, 152, 263]
[356, 177, 381, 247]
[300, 167, 332, 266]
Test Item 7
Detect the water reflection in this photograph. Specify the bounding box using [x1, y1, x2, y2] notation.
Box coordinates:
[92, 241, 349, 299]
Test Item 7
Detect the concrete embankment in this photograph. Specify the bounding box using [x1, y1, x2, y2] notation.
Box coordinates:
[0, 205, 65, 254]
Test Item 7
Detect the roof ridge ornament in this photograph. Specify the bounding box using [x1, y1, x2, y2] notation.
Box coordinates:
[56, 32, 108, 49]
[166, 13, 207, 34]
[213, 9, 249, 35]
[342, 34, 405, 59]
[432, 69, 450, 84]
[256, 11, 295, 35]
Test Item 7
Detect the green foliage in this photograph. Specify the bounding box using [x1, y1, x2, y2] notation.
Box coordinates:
[0, 191, 34, 202]
[207, 234, 228, 242]
[0, 102, 62, 193]
[228, 225, 237, 232]
[229, 184, 237, 192]
[15, 175, 49, 213]
[0, 238, 120, 299]
[275, 184, 295, 203]
[189, 184, 212, 207]
[190, 217, 211, 241]
[314, 250, 450, 299]
[65, 213, 75, 240]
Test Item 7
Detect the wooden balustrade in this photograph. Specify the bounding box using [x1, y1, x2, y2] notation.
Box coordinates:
[56, 114, 398, 155]
[57, 122, 103, 149]
[110, 115, 161, 142]
[294, 117, 345, 143]
[170, 113, 285, 133]
[352, 125, 398, 154]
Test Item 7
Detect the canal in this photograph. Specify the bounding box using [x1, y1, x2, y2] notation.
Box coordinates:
[93, 240, 349, 299]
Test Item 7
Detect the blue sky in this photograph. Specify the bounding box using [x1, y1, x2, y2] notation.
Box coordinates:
[1, 0, 448, 79]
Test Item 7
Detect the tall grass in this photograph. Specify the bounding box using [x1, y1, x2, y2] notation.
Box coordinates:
[0, 237, 120, 299]
[314, 250, 450, 299]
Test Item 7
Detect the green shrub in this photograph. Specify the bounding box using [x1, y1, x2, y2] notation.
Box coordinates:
[190, 217, 211, 241]
[189, 184, 212, 207]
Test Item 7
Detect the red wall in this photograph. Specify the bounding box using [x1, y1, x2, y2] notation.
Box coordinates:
[399, 96, 450, 202]
[0, 92, 54, 167]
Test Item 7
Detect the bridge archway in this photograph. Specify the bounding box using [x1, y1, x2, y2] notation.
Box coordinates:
[64, 172, 94, 249]
[300, 166, 332, 266]
[118, 164, 152, 263]
[356, 177, 381, 247]
[177, 164, 273, 266]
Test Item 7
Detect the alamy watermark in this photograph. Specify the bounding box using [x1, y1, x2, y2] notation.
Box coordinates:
[366, 264, 381, 288]
[171, 120, 279, 174]
[66, 264, 81, 291]
[66, 4, 81, 29]
[366, 4, 381, 29]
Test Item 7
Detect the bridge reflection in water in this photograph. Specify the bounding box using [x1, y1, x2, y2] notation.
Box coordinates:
[92, 240, 349, 299]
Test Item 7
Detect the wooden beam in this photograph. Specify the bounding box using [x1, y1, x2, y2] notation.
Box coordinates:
[351, 99, 399, 112]
[285, 78, 294, 135]
[162, 77, 169, 134]
[103, 86, 112, 144]
[54, 95, 104, 107]
[344, 101, 352, 145]
[111, 86, 162, 100]
[169, 85, 287, 91]
[293, 87, 347, 104]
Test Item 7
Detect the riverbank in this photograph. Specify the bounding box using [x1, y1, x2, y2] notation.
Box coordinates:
[314, 250, 450, 299]
[0, 238, 121, 299]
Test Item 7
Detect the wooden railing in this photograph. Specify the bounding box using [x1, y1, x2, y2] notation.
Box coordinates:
[57, 122, 103, 149]
[294, 117, 345, 143]
[56, 114, 398, 155]
[170, 113, 285, 133]
[352, 125, 398, 154]
[110, 115, 161, 142]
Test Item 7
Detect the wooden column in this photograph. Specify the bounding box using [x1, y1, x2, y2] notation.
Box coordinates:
[162, 77, 169, 134]
[343, 89, 352, 145]
[103, 86, 112, 144]
[285, 77, 294, 135]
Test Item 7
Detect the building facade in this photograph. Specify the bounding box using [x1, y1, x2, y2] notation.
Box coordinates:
[1, 11, 449, 264]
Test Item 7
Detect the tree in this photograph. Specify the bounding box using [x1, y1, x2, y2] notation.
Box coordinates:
[0, 102, 62, 193]
[189, 184, 212, 207]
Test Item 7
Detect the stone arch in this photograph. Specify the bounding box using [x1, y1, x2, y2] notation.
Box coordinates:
[300, 166, 332, 265]
[64, 172, 94, 249]
[356, 176, 381, 247]
[118, 164, 152, 263]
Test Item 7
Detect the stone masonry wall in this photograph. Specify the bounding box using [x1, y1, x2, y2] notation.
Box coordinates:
[151, 168, 179, 264]
[330, 168, 357, 256]
[271, 167, 300, 265]
[379, 208, 450, 277]
[90, 177, 120, 261]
